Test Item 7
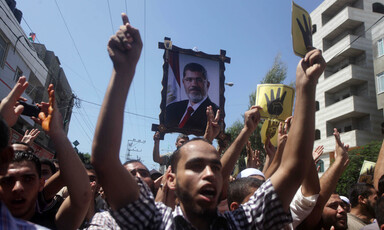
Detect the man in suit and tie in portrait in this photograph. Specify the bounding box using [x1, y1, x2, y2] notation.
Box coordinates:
[165, 62, 219, 132]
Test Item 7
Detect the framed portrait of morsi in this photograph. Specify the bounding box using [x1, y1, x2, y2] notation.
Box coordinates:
[153, 37, 230, 137]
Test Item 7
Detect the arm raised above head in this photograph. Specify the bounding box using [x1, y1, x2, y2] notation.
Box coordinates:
[91, 13, 143, 211]
[34, 85, 92, 230]
[270, 49, 326, 211]
[220, 106, 261, 181]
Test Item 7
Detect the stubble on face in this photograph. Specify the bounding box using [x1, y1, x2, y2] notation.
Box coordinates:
[174, 140, 222, 218]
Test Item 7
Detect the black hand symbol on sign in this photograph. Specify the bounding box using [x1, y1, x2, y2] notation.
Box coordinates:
[265, 88, 287, 116]
[296, 14, 313, 49]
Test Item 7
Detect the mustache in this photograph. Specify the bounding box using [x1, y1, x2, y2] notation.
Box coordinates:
[188, 87, 201, 92]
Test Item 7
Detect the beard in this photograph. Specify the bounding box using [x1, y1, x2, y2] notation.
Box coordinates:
[187, 87, 205, 103]
[175, 180, 217, 218]
[366, 200, 376, 218]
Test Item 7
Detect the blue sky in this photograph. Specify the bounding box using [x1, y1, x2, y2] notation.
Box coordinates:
[17, 0, 323, 169]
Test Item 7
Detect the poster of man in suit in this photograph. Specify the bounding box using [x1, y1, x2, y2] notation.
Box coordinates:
[164, 52, 220, 133]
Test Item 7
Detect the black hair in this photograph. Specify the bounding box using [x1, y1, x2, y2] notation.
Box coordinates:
[84, 163, 94, 170]
[349, 183, 375, 208]
[40, 158, 57, 175]
[176, 134, 189, 142]
[376, 196, 384, 226]
[170, 137, 212, 174]
[0, 117, 9, 152]
[183, 63, 207, 79]
[227, 177, 264, 208]
[12, 141, 35, 153]
[12, 151, 41, 178]
[378, 175, 384, 197]
[123, 159, 143, 166]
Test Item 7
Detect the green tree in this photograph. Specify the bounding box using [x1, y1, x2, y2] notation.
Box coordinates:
[225, 54, 287, 174]
[77, 152, 91, 165]
[336, 141, 382, 196]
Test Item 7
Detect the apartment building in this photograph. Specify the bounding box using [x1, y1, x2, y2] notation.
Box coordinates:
[0, 0, 73, 158]
[372, 15, 384, 124]
[310, 0, 384, 174]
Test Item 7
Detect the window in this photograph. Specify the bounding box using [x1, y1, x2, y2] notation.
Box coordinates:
[378, 72, 384, 93]
[0, 34, 8, 67]
[378, 39, 384, 58]
[14, 67, 23, 82]
[315, 129, 321, 140]
[316, 159, 324, 173]
[316, 101, 320, 111]
[344, 125, 352, 132]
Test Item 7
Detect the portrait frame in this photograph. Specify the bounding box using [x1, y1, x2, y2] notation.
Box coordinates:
[153, 37, 230, 138]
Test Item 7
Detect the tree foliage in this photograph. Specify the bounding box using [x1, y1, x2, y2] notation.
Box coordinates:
[77, 152, 91, 165]
[225, 54, 287, 174]
[336, 141, 382, 196]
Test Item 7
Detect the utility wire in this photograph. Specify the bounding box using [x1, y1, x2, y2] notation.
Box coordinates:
[21, 17, 41, 44]
[106, 0, 115, 34]
[53, 0, 101, 101]
[332, 15, 384, 59]
[72, 112, 93, 143]
[78, 98, 157, 120]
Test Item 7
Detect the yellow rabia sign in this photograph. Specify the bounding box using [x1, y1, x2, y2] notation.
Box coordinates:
[255, 84, 295, 121]
[292, 1, 312, 57]
[256, 84, 295, 146]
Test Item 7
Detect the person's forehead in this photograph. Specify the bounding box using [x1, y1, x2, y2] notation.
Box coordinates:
[184, 70, 204, 78]
[327, 194, 342, 204]
[177, 138, 189, 143]
[86, 169, 96, 176]
[6, 161, 38, 176]
[369, 188, 378, 196]
[179, 140, 219, 163]
[125, 162, 148, 171]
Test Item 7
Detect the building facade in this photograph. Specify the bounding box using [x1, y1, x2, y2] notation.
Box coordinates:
[311, 0, 384, 174]
[371, 10, 384, 130]
[0, 0, 73, 158]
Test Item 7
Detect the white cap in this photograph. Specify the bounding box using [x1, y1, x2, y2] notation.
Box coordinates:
[340, 195, 350, 204]
[236, 168, 265, 180]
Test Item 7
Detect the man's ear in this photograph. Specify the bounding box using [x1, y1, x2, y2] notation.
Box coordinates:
[38, 178, 45, 192]
[230, 202, 239, 211]
[167, 172, 176, 191]
[207, 81, 210, 89]
[358, 195, 366, 205]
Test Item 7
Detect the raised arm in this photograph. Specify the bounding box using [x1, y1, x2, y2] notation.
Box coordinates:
[152, 131, 165, 164]
[220, 106, 261, 181]
[0, 76, 28, 127]
[204, 105, 221, 142]
[270, 49, 326, 211]
[374, 140, 384, 191]
[20, 129, 40, 145]
[298, 128, 349, 229]
[35, 85, 91, 230]
[91, 13, 143, 210]
[264, 117, 290, 178]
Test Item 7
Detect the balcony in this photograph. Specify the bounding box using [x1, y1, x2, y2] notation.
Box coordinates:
[318, 95, 368, 123]
[323, 34, 366, 66]
[321, 0, 362, 25]
[319, 65, 367, 93]
[322, 7, 364, 45]
[314, 129, 376, 149]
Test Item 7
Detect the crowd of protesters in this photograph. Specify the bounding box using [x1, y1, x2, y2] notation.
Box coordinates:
[1, 13, 384, 230]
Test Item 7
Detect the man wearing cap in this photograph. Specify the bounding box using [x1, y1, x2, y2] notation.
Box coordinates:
[236, 168, 266, 181]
